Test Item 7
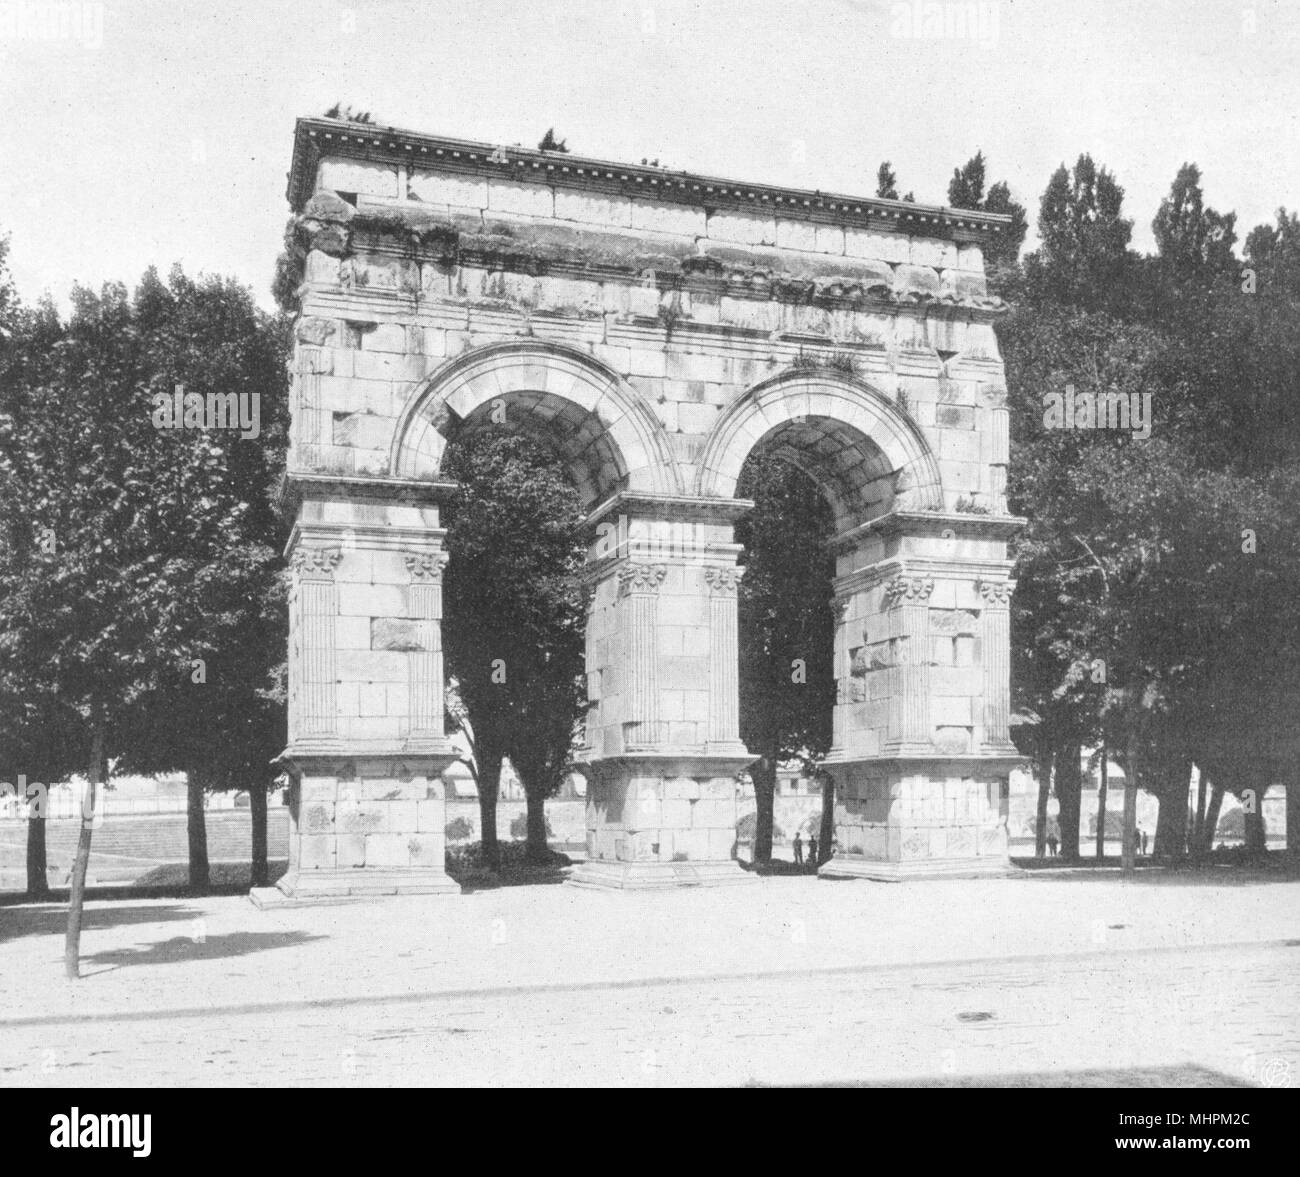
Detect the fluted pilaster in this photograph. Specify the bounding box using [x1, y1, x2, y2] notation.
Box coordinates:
[978, 578, 1014, 749]
[406, 550, 450, 738]
[618, 563, 666, 748]
[290, 546, 341, 739]
[883, 575, 934, 750]
[703, 566, 743, 744]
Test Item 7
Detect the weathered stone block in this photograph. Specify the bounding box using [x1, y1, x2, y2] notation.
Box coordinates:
[299, 834, 334, 871]
[487, 179, 554, 218]
[364, 833, 411, 868]
[336, 833, 367, 868]
[370, 617, 427, 651]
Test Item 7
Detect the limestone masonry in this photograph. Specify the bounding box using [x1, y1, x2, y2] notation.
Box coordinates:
[272, 116, 1025, 897]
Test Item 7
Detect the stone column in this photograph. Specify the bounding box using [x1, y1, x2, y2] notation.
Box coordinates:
[982, 384, 1010, 514]
[290, 546, 341, 743]
[406, 551, 449, 741]
[978, 578, 1016, 752]
[883, 575, 934, 754]
[703, 565, 743, 747]
[618, 562, 666, 750]
[830, 596, 850, 753]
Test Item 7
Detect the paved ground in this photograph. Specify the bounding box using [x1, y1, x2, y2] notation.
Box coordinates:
[2, 871, 1297, 1086]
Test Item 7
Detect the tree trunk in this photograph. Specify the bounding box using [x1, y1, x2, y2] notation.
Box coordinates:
[477, 747, 503, 873]
[1152, 758, 1191, 858]
[187, 770, 210, 891]
[524, 787, 549, 863]
[26, 778, 49, 898]
[250, 778, 268, 887]
[751, 754, 777, 864]
[65, 713, 105, 980]
[1192, 769, 1209, 858]
[818, 772, 835, 867]
[1244, 786, 1268, 858]
[1035, 741, 1052, 858]
[1287, 776, 1300, 860]
[1122, 733, 1139, 873]
[1203, 782, 1225, 853]
[1056, 741, 1082, 861]
[1094, 739, 1108, 860]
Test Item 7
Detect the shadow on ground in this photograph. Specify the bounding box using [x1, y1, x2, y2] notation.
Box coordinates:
[740, 859, 823, 878]
[0, 861, 290, 909]
[762, 1064, 1255, 1088]
[83, 929, 324, 973]
[1012, 852, 1300, 887]
[0, 902, 200, 944]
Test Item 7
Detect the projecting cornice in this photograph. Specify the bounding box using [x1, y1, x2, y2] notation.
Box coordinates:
[286, 117, 1013, 243]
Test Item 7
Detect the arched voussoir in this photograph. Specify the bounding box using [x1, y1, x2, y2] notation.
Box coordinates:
[390, 340, 683, 507]
[695, 370, 944, 522]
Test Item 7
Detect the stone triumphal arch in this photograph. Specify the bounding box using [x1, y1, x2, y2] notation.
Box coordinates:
[271, 116, 1024, 898]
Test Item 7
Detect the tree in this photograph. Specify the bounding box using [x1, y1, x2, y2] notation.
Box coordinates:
[736, 453, 836, 864]
[947, 153, 1028, 283]
[947, 152, 986, 210]
[1026, 154, 1134, 312]
[0, 279, 215, 973]
[441, 432, 588, 867]
[1152, 162, 1238, 287]
[876, 161, 899, 200]
[538, 128, 569, 153]
[109, 266, 290, 891]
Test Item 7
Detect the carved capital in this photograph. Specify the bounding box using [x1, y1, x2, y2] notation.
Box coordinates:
[883, 576, 934, 608]
[978, 579, 1014, 608]
[404, 551, 450, 582]
[617, 563, 668, 596]
[703, 566, 743, 596]
[979, 382, 1010, 408]
[290, 546, 342, 580]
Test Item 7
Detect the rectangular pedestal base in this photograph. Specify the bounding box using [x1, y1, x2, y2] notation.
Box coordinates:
[817, 855, 1014, 882]
[252, 867, 461, 906]
[566, 860, 757, 890]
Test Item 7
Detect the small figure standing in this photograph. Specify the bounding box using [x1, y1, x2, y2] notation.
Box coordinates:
[1047, 831, 1059, 857]
[792, 831, 804, 866]
[808, 834, 819, 869]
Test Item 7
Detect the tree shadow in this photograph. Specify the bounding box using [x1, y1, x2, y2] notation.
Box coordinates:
[83, 929, 324, 973]
[766, 1063, 1256, 1088]
[740, 858, 822, 878]
[0, 902, 200, 945]
[1011, 855, 1300, 887]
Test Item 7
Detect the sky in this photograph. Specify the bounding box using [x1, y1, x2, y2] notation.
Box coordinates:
[1, 0, 1297, 310]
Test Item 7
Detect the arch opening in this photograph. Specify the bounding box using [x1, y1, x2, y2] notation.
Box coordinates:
[390, 340, 681, 512]
[696, 371, 943, 528]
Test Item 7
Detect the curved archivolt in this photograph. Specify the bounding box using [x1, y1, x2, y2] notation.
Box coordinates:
[390, 340, 682, 507]
[695, 371, 943, 530]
